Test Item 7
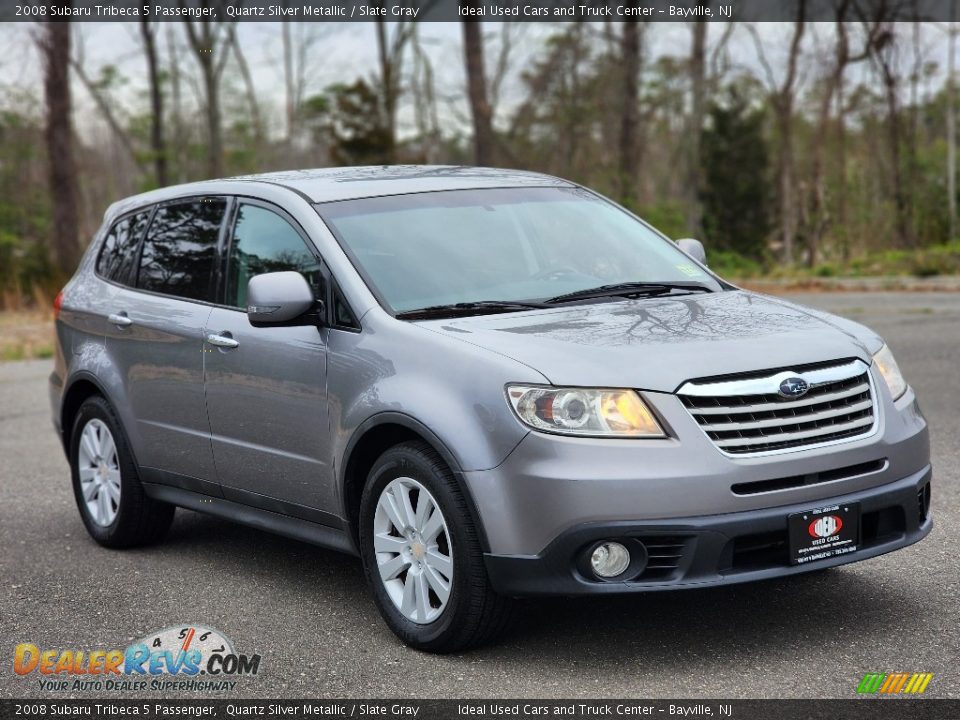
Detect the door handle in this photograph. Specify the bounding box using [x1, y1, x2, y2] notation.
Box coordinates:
[108, 312, 132, 327]
[206, 332, 239, 349]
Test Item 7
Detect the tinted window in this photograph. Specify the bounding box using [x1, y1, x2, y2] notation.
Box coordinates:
[319, 188, 722, 313]
[225, 204, 323, 309]
[97, 211, 151, 284]
[137, 199, 225, 302]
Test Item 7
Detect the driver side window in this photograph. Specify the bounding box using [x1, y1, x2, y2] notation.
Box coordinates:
[225, 203, 324, 309]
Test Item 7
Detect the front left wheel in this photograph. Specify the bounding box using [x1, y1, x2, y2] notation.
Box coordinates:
[69, 395, 175, 548]
[358, 441, 512, 653]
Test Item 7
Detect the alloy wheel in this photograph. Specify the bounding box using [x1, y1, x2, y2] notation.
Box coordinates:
[76, 418, 121, 527]
[373, 477, 454, 624]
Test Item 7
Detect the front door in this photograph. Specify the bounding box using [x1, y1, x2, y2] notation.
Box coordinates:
[203, 201, 335, 523]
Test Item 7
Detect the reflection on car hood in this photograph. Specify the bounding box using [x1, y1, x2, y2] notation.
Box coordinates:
[420, 290, 881, 392]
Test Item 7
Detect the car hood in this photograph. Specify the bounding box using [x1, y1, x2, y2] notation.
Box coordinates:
[418, 290, 883, 392]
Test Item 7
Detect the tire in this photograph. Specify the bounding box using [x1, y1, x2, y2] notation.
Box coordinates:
[359, 441, 512, 653]
[69, 395, 174, 548]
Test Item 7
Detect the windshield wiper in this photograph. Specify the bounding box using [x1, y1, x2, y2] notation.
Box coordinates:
[546, 281, 714, 305]
[396, 300, 552, 320]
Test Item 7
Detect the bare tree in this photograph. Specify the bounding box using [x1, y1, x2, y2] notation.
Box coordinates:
[803, 7, 878, 265]
[140, 20, 168, 187]
[618, 20, 643, 203]
[68, 42, 137, 164]
[462, 17, 496, 165]
[282, 21, 296, 141]
[279, 23, 326, 145]
[166, 24, 187, 182]
[39, 18, 80, 277]
[870, 23, 915, 248]
[749, 3, 808, 264]
[410, 28, 442, 162]
[229, 25, 264, 143]
[374, 14, 416, 162]
[181, 6, 232, 178]
[949, 9, 958, 241]
[686, 14, 708, 235]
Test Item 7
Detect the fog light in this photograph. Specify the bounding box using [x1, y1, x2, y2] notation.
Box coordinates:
[590, 542, 631, 578]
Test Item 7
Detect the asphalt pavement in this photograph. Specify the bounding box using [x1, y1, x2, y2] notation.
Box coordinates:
[1, 291, 957, 699]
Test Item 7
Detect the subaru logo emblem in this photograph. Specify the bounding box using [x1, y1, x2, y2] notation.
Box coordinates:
[779, 377, 809, 398]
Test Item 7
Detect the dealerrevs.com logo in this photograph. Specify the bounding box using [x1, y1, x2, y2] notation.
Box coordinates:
[13, 624, 261, 693]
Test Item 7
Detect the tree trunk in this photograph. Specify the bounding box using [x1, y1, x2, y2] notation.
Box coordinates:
[375, 16, 397, 162]
[686, 16, 707, 235]
[182, 17, 225, 178]
[883, 68, 912, 248]
[835, 71, 849, 259]
[42, 19, 80, 278]
[230, 28, 264, 144]
[462, 18, 495, 166]
[283, 20, 296, 142]
[777, 4, 807, 265]
[949, 13, 958, 241]
[140, 19, 168, 187]
[201, 54, 222, 177]
[874, 28, 914, 249]
[806, 8, 853, 267]
[618, 20, 641, 204]
[166, 24, 186, 182]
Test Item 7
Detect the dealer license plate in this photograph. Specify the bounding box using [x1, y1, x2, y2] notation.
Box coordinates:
[788, 503, 860, 565]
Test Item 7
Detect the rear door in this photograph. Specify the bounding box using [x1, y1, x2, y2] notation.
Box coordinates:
[106, 197, 227, 495]
[203, 200, 336, 521]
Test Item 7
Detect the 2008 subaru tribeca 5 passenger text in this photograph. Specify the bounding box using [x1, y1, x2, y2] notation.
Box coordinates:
[50, 166, 931, 652]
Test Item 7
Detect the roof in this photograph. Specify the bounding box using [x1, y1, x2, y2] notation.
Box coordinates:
[102, 166, 578, 223]
[231, 165, 575, 203]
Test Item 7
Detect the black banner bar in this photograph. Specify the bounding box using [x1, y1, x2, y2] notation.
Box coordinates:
[2, 700, 960, 720]
[4, 0, 960, 23]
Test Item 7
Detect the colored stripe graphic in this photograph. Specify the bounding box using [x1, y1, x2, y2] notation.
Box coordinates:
[857, 673, 886, 693]
[910, 674, 934, 694]
[858, 672, 933, 694]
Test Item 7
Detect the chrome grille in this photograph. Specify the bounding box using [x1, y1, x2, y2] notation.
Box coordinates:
[678, 359, 876, 455]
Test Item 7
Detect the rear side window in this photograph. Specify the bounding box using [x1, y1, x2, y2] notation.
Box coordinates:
[96, 211, 151, 284]
[137, 199, 226, 302]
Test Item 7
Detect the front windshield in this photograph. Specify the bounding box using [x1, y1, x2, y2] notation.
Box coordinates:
[317, 187, 722, 314]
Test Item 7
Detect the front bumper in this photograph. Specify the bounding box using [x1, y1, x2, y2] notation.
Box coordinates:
[464, 379, 928, 557]
[484, 465, 932, 596]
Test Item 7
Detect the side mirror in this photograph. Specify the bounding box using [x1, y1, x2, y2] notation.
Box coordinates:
[246, 271, 318, 326]
[677, 238, 707, 266]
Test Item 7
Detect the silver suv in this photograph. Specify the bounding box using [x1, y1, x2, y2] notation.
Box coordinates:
[50, 166, 931, 652]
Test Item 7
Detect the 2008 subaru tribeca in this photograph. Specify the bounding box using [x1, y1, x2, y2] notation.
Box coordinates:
[50, 166, 931, 652]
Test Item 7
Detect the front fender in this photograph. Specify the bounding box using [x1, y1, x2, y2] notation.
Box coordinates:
[328, 312, 544, 477]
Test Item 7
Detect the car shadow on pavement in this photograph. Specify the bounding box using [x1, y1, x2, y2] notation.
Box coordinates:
[484, 569, 924, 670]
[154, 509, 925, 671]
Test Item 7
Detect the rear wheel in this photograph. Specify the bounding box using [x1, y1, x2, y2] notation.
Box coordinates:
[70, 396, 174, 548]
[359, 441, 512, 652]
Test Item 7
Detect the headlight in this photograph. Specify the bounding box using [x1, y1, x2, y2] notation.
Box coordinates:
[506, 385, 665, 437]
[873, 344, 907, 400]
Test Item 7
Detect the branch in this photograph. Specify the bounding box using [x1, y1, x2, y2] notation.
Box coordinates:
[68, 56, 137, 162]
[745, 23, 778, 92]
